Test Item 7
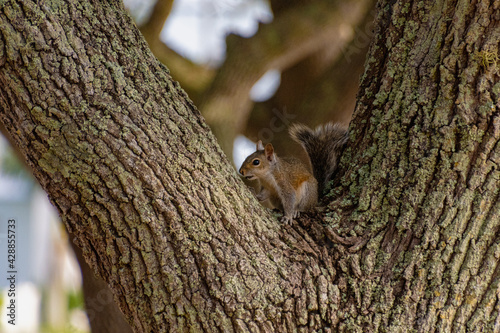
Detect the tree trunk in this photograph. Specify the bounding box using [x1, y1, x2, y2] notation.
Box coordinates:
[326, 0, 500, 330]
[0, 1, 498, 333]
[70, 235, 133, 333]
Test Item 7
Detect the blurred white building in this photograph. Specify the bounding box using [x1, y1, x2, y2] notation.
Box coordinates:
[0, 138, 84, 332]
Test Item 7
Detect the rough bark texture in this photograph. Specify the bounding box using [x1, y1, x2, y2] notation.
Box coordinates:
[70, 235, 133, 333]
[0, 1, 328, 332]
[325, 0, 500, 330]
[1, 82, 134, 333]
[0, 0, 499, 333]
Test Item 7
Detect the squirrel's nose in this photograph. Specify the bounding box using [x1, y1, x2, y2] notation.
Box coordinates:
[239, 169, 245, 176]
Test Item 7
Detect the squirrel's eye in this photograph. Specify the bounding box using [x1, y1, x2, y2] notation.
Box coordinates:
[252, 159, 260, 166]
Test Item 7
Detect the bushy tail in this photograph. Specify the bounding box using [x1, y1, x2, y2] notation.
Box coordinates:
[289, 122, 348, 195]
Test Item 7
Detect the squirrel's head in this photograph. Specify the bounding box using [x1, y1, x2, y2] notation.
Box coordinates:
[238, 140, 277, 180]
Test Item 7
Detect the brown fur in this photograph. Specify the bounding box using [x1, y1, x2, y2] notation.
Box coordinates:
[239, 122, 348, 224]
[289, 123, 348, 195]
[239, 141, 318, 224]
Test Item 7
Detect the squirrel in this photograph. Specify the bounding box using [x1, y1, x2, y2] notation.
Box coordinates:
[239, 122, 348, 224]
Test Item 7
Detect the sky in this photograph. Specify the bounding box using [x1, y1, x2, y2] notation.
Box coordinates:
[125, 0, 272, 65]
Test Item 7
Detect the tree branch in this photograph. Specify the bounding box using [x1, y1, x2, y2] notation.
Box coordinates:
[1, 0, 498, 331]
[199, 0, 373, 159]
[243, 1, 375, 157]
[138, 0, 214, 101]
[139, 0, 174, 40]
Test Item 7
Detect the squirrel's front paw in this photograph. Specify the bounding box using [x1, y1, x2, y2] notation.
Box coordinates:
[281, 215, 293, 225]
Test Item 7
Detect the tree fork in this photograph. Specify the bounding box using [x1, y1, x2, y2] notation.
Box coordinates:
[0, 0, 499, 332]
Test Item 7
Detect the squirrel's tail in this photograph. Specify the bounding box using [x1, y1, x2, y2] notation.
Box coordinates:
[289, 122, 348, 195]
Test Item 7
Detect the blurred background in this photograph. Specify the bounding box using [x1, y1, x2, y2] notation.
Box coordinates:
[0, 0, 375, 331]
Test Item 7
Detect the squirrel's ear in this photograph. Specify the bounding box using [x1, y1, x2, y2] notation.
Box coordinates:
[264, 143, 275, 162]
[257, 140, 264, 150]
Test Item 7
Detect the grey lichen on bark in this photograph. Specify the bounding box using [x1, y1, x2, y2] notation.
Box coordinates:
[323, 0, 500, 331]
[0, 0, 342, 332]
[0, 0, 499, 332]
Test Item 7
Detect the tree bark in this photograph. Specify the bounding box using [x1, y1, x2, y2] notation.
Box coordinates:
[326, 0, 500, 330]
[0, 1, 310, 331]
[0, 1, 498, 333]
[70, 235, 133, 333]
